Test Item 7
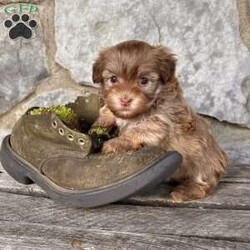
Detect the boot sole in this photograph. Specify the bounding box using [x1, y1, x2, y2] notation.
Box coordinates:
[0, 135, 182, 208]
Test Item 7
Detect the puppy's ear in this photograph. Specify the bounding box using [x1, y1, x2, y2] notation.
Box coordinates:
[155, 46, 177, 83]
[92, 57, 104, 84]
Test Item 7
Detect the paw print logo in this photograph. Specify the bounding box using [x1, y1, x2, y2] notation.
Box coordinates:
[4, 14, 37, 40]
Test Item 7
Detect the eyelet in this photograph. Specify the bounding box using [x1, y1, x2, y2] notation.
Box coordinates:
[58, 128, 64, 136]
[67, 134, 74, 141]
[52, 120, 57, 128]
[78, 138, 85, 145]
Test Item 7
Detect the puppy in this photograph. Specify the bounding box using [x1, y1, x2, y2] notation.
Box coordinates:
[92, 40, 228, 202]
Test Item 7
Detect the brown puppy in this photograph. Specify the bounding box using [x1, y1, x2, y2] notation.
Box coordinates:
[92, 40, 228, 202]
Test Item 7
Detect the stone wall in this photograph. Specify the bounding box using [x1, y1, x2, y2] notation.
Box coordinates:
[0, 0, 249, 164]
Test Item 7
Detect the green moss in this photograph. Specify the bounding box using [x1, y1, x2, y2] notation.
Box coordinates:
[88, 126, 110, 153]
[28, 106, 77, 124]
[88, 126, 109, 136]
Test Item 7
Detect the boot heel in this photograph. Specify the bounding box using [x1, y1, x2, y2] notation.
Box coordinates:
[1, 137, 33, 185]
[4, 163, 33, 185]
[2, 158, 33, 185]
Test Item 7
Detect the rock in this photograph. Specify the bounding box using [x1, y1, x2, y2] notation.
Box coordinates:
[55, 0, 250, 127]
[0, 5, 49, 115]
[210, 117, 250, 165]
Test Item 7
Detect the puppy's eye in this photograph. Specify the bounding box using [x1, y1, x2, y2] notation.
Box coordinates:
[139, 77, 149, 86]
[110, 75, 118, 84]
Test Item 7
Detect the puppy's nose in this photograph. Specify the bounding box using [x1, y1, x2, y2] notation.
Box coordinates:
[120, 97, 133, 107]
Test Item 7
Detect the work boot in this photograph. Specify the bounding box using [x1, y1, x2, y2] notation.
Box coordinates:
[0, 93, 182, 208]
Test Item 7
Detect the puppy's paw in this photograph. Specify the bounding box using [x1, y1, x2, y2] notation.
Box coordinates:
[170, 189, 189, 203]
[101, 138, 136, 154]
[170, 183, 208, 202]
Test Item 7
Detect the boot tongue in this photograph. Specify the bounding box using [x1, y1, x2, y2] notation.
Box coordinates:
[67, 93, 103, 127]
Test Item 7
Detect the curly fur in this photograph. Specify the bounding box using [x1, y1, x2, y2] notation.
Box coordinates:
[92, 40, 228, 202]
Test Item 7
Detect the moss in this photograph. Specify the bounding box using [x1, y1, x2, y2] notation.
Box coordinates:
[28, 106, 78, 125]
[88, 126, 109, 136]
[88, 126, 110, 153]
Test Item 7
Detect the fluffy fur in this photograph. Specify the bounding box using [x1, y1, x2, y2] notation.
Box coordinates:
[92, 40, 228, 202]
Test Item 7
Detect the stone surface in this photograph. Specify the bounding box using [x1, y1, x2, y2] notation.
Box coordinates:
[0, 4, 49, 115]
[55, 0, 250, 127]
[209, 117, 250, 165]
